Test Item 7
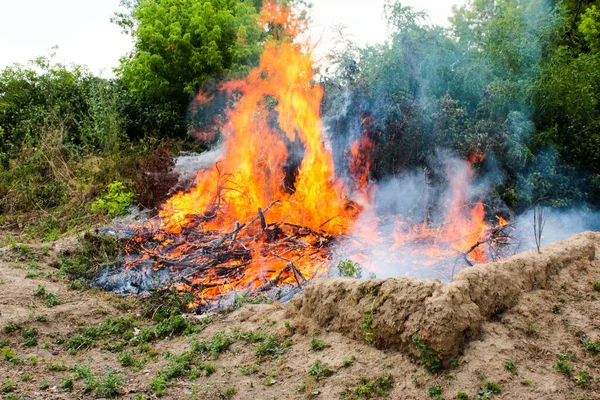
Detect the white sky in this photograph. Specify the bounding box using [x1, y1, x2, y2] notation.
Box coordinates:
[0, 0, 465, 76]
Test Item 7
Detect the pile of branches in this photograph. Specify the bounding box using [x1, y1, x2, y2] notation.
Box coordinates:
[120, 201, 334, 304]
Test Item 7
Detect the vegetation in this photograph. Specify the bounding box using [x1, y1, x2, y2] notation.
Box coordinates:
[412, 334, 442, 373]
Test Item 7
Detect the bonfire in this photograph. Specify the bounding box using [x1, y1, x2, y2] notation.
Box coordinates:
[104, 1, 511, 309]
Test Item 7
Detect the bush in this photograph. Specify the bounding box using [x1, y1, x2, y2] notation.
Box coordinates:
[91, 181, 135, 218]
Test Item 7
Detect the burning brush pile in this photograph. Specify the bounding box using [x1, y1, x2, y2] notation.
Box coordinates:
[96, 2, 512, 310]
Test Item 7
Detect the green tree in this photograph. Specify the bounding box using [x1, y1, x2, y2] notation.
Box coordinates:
[114, 0, 264, 108]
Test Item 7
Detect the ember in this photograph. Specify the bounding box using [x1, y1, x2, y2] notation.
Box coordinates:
[106, 1, 511, 308]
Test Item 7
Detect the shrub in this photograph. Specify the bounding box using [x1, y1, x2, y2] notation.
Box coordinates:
[91, 181, 134, 218]
[337, 259, 362, 278]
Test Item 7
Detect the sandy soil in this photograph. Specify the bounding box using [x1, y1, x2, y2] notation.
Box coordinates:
[1, 234, 600, 399]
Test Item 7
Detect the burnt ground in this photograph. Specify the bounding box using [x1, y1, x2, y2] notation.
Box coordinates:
[1, 235, 600, 400]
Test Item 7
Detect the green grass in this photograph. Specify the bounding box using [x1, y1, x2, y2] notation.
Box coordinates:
[1, 379, 17, 393]
[477, 381, 501, 399]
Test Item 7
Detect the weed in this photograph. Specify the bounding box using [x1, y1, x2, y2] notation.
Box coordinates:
[254, 334, 291, 358]
[343, 355, 357, 367]
[457, 392, 469, 399]
[68, 278, 89, 291]
[47, 360, 68, 371]
[3, 324, 20, 334]
[449, 357, 460, 367]
[1, 346, 23, 366]
[504, 360, 516, 373]
[35, 314, 47, 322]
[553, 360, 573, 376]
[341, 374, 394, 399]
[310, 335, 330, 351]
[1, 379, 17, 393]
[575, 369, 592, 388]
[261, 374, 277, 387]
[556, 352, 577, 362]
[65, 335, 94, 353]
[104, 340, 126, 353]
[284, 320, 294, 333]
[308, 359, 334, 380]
[191, 331, 234, 359]
[551, 305, 561, 314]
[337, 259, 362, 278]
[521, 379, 533, 386]
[96, 368, 122, 398]
[583, 337, 600, 354]
[592, 280, 600, 292]
[34, 284, 46, 297]
[118, 349, 144, 369]
[71, 364, 97, 392]
[477, 381, 501, 399]
[30, 356, 38, 366]
[232, 328, 264, 342]
[139, 286, 194, 322]
[61, 375, 74, 391]
[412, 334, 441, 373]
[240, 363, 260, 375]
[39, 380, 50, 390]
[428, 385, 442, 396]
[559, 295, 568, 303]
[561, 282, 568, 290]
[524, 323, 539, 335]
[360, 308, 376, 345]
[223, 387, 237, 399]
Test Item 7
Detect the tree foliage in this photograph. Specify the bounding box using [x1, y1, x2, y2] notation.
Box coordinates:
[115, 0, 264, 107]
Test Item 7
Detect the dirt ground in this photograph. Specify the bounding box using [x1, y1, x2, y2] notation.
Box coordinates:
[1, 234, 600, 400]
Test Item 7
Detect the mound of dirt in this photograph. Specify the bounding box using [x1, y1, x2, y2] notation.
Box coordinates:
[287, 231, 598, 360]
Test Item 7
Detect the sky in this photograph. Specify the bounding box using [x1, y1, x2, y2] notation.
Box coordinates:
[0, 0, 465, 76]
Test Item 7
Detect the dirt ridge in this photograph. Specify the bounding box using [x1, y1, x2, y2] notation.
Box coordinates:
[287, 231, 598, 360]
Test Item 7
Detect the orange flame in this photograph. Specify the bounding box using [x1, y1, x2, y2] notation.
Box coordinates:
[123, 1, 509, 305]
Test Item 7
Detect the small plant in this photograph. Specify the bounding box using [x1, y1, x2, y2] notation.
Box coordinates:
[68, 278, 89, 291]
[308, 359, 334, 380]
[30, 356, 38, 366]
[1, 346, 23, 366]
[343, 355, 356, 367]
[521, 379, 533, 386]
[559, 295, 567, 303]
[561, 282, 568, 290]
[524, 323, 539, 335]
[337, 259, 362, 278]
[342, 374, 394, 399]
[575, 369, 592, 388]
[35, 314, 48, 322]
[1, 379, 17, 393]
[118, 349, 144, 369]
[3, 324, 20, 334]
[61, 375, 74, 391]
[47, 360, 68, 371]
[428, 384, 442, 396]
[592, 280, 600, 292]
[240, 363, 260, 375]
[551, 305, 561, 314]
[254, 334, 290, 358]
[477, 381, 501, 399]
[96, 368, 122, 398]
[360, 308, 376, 345]
[449, 357, 460, 367]
[91, 181, 135, 218]
[504, 360, 516, 373]
[553, 360, 573, 376]
[412, 334, 441, 373]
[39, 380, 50, 390]
[310, 336, 330, 352]
[457, 392, 469, 399]
[223, 387, 237, 399]
[263, 374, 277, 386]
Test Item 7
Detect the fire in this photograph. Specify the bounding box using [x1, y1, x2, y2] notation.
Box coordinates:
[119, 1, 510, 307]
